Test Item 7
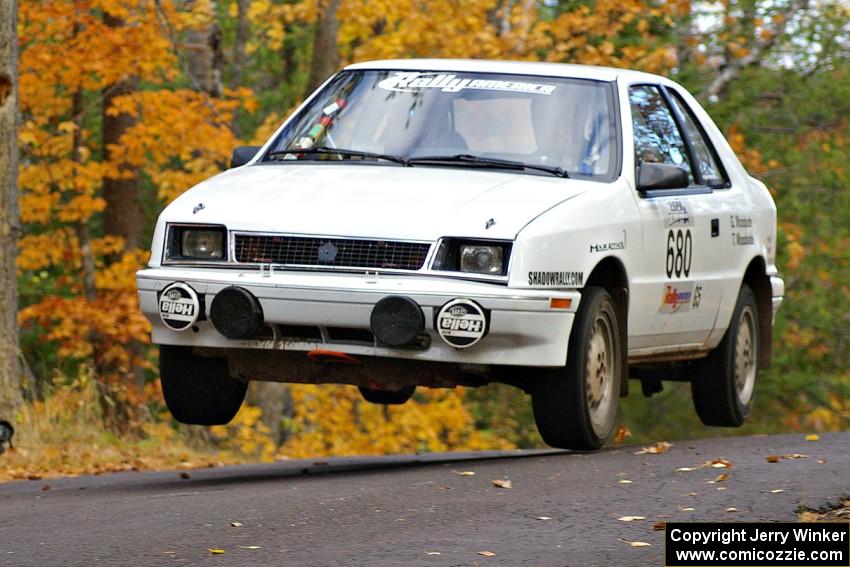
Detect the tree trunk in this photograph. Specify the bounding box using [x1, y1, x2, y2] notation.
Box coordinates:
[102, 13, 143, 250]
[186, 17, 223, 97]
[232, 0, 250, 89]
[305, 0, 341, 95]
[245, 381, 290, 446]
[0, 0, 22, 423]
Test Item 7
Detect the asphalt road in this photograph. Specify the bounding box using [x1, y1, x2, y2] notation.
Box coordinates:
[0, 432, 847, 567]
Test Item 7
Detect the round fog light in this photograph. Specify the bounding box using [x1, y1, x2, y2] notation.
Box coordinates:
[370, 296, 425, 347]
[210, 286, 264, 339]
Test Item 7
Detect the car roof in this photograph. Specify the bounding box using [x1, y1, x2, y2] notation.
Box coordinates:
[343, 58, 668, 84]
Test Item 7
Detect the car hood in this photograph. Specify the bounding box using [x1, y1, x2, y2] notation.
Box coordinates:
[166, 164, 596, 241]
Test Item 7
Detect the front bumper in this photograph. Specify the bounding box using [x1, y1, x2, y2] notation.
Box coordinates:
[137, 267, 580, 367]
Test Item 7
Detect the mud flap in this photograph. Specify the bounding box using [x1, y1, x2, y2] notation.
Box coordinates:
[612, 287, 629, 398]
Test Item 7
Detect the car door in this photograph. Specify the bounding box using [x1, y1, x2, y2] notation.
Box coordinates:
[626, 84, 731, 352]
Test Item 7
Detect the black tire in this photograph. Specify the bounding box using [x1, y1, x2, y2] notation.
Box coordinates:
[160, 345, 247, 425]
[531, 287, 622, 450]
[690, 284, 759, 427]
[359, 385, 415, 405]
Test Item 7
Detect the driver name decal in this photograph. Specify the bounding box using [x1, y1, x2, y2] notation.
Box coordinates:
[528, 271, 584, 287]
[378, 72, 557, 95]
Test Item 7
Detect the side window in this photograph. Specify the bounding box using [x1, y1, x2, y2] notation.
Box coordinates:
[667, 91, 727, 187]
[629, 85, 693, 183]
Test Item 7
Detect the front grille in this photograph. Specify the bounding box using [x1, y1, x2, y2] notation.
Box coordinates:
[233, 234, 430, 271]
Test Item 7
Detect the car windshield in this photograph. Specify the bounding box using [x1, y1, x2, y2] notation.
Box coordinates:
[263, 69, 618, 180]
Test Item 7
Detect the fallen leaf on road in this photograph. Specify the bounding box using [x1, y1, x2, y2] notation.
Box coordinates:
[784, 454, 807, 459]
[676, 466, 701, 472]
[619, 479, 633, 484]
[614, 426, 631, 445]
[238, 546, 261, 550]
[491, 479, 512, 489]
[680, 507, 695, 511]
[770, 489, 785, 494]
[40, 485, 51, 491]
[455, 470, 475, 476]
[816, 459, 827, 464]
[537, 516, 552, 521]
[806, 434, 819, 442]
[208, 548, 225, 555]
[230, 522, 243, 527]
[712, 473, 728, 483]
[617, 516, 646, 522]
[635, 441, 672, 455]
[478, 551, 496, 557]
[425, 551, 441, 555]
[708, 459, 733, 469]
[766, 455, 780, 463]
[621, 539, 651, 547]
[653, 521, 667, 531]
[716, 487, 727, 491]
[179, 472, 191, 479]
[725, 507, 738, 512]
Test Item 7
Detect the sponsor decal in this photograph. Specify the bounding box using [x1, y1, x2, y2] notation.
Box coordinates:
[692, 284, 703, 309]
[732, 233, 755, 246]
[659, 282, 694, 314]
[664, 199, 692, 227]
[590, 231, 627, 253]
[159, 282, 200, 331]
[528, 271, 584, 287]
[730, 214, 755, 246]
[730, 215, 753, 228]
[377, 72, 557, 95]
[436, 299, 487, 349]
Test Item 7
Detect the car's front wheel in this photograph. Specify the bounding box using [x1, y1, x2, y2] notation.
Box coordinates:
[690, 284, 760, 426]
[531, 287, 622, 450]
[160, 345, 247, 425]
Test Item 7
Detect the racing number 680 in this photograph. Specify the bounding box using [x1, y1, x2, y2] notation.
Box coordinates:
[666, 229, 692, 278]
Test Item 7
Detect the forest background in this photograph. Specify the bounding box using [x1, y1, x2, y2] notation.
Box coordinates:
[0, 0, 847, 479]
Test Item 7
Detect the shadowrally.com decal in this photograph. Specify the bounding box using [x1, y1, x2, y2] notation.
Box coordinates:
[377, 72, 558, 95]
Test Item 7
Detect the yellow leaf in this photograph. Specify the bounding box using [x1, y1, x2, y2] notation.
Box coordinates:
[208, 548, 225, 554]
[614, 426, 631, 445]
[805, 434, 820, 442]
[635, 441, 672, 454]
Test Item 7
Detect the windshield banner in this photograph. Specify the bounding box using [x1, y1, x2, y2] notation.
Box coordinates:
[377, 72, 557, 95]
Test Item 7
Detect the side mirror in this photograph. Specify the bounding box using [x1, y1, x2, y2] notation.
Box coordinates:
[230, 146, 262, 168]
[637, 162, 689, 191]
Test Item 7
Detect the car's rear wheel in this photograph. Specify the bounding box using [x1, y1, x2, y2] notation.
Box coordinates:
[531, 287, 621, 450]
[359, 385, 415, 405]
[160, 345, 247, 425]
[690, 284, 759, 427]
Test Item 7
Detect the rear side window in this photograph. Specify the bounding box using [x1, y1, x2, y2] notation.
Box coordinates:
[667, 91, 727, 187]
[629, 85, 694, 184]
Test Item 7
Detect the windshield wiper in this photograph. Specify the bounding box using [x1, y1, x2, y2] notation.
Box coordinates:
[408, 154, 569, 178]
[267, 146, 410, 166]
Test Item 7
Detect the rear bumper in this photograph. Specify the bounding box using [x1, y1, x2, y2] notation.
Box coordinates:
[136, 267, 580, 367]
[770, 275, 785, 323]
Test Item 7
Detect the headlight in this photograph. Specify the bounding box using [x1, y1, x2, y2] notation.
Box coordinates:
[432, 238, 511, 276]
[460, 245, 504, 274]
[167, 225, 227, 261]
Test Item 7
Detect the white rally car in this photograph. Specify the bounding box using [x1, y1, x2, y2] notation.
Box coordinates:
[137, 59, 784, 450]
